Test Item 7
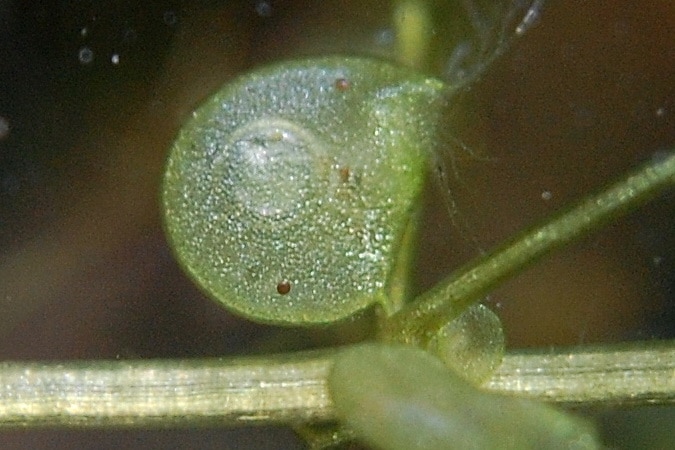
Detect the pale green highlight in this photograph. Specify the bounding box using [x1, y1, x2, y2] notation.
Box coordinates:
[395, 0, 433, 68]
[329, 343, 600, 450]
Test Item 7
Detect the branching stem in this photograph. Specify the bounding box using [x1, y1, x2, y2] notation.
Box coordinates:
[1, 152, 672, 429]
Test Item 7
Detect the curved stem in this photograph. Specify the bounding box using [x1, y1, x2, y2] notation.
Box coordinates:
[383, 151, 675, 344]
[0, 340, 673, 428]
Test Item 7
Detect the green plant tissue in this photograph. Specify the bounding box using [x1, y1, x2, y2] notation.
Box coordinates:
[163, 57, 445, 325]
[329, 343, 599, 450]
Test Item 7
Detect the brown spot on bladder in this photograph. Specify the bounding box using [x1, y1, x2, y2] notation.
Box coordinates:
[334, 78, 350, 91]
[276, 280, 291, 295]
[339, 166, 351, 183]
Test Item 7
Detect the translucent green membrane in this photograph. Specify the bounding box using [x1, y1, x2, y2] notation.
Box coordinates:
[163, 57, 446, 325]
[329, 343, 600, 450]
[427, 304, 505, 384]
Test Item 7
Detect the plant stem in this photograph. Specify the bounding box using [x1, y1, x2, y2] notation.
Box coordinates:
[485, 339, 675, 406]
[2, 154, 672, 429]
[383, 151, 675, 344]
[0, 340, 672, 428]
[0, 351, 334, 428]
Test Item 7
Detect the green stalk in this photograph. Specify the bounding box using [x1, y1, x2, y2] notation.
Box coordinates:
[0, 152, 672, 428]
[383, 151, 675, 344]
[0, 351, 334, 428]
[486, 339, 675, 406]
[0, 341, 672, 428]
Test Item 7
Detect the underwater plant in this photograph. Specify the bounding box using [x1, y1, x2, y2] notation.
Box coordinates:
[0, 1, 673, 449]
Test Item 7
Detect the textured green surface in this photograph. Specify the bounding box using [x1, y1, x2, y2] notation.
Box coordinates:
[163, 57, 445, 325]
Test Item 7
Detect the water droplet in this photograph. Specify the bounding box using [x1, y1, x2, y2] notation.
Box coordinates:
[656, 107, 666, 117]
[111, 54, 120, 65]
[78, 47, 94, 64]
[80, 27, 88, 38]
[541, 190, 552, 201]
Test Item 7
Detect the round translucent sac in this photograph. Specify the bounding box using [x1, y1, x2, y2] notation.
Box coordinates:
[163, 56, 446, 325]
[329, 343, 600, 450]
[427, 303, 505, 384]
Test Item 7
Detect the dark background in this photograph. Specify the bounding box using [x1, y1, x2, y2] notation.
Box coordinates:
[0, 1, 673, 448]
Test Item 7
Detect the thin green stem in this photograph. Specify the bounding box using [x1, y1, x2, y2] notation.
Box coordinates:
[0, 341, 672, 428]
[383, 151, 675, 344]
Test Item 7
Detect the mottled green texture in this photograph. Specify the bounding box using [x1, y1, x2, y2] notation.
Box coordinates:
[163, 57, 445, 325]
[329, 343, 600, 450]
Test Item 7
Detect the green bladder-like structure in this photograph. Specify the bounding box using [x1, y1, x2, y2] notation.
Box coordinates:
[163, 56, 447, 325]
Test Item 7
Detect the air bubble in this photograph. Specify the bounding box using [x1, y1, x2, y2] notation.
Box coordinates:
[254, 1, 272, 17]
[78, 47, 94, 64]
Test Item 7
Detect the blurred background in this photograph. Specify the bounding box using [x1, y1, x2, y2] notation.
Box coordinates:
[0, 0, 673, 448]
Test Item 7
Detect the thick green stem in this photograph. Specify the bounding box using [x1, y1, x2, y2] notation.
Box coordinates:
[485, 339, 675, 406]
[383, 151, 675, 344]
[0, 341, 672, 428]
[0, 352, 334, 428]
